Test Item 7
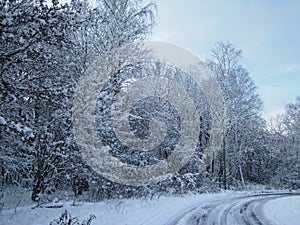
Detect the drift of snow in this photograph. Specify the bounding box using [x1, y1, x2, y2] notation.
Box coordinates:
[263, 195, 300, 225]
[0, 192, 242, 225]
[1, 191, 299, 225]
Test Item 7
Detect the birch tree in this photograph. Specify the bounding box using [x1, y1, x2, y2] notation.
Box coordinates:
[207, 42, 265, 188]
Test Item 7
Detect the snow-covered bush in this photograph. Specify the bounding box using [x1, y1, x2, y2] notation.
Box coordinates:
[50, 210, 95, 225]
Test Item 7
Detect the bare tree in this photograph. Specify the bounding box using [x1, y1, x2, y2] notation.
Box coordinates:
[207, 42, 265, 188]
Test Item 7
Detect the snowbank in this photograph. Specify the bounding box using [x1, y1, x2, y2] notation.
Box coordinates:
[263, 195, 300, 225]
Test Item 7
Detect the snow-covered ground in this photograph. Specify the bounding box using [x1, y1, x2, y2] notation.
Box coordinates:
[263, 195, 300, 225]
[1, 191, 299, 225]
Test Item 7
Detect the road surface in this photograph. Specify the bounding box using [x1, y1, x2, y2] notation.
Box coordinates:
[163, 192, 299, 225]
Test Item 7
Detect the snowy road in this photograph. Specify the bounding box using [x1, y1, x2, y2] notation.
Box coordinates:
[164, 193, 300, 225]
[1, 192, 300, 225]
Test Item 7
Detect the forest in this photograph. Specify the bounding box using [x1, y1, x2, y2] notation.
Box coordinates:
[0, 0, 299, 209]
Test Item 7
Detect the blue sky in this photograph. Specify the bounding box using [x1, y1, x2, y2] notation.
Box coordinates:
[150, 0, 300, 120]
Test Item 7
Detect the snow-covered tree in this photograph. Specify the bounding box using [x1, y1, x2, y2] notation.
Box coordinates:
[207, 42, 266, 188]
[1, 0, 156, 201]
[269, 97, 300, 189]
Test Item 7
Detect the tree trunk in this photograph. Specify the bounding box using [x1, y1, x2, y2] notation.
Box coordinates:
[31, 175, 45, 202]
[211, 151, 215, 174]
[223, 137, 227, 190]
[239, 164, 245, 188]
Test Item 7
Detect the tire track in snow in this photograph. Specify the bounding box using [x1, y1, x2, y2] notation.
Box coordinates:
[165, 192, 300, 225]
